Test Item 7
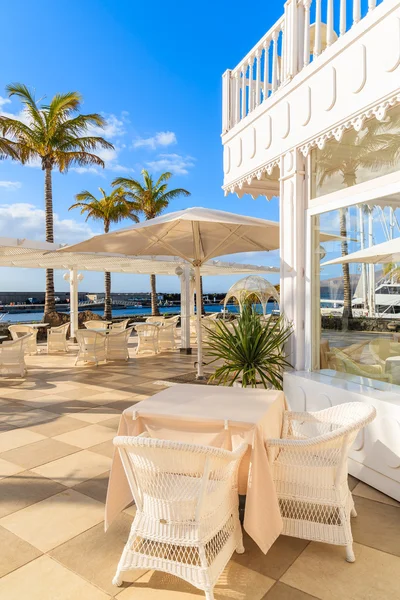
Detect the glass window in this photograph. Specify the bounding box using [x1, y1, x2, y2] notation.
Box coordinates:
[310, 104, 400, 199]
[311, 199, 400, 389]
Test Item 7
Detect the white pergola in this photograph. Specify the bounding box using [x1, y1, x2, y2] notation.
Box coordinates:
[0, 237, 278, 350]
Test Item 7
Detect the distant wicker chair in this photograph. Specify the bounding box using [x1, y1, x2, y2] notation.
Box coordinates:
[109, 319, 130, 332]
[267, 402, 376, 562]
[8, 324, 38, 355]
[0, 333, 31, 377]
[75, 330, 107, 366]
[146, 316, 165, 325]
[106, 326, 135, 361]
[158, 322, 178, 351]
[328, 347, 391, 382]
[84, 320, 110, 330]
[47, 323, 69, 353]
[135, 323, 159, 355]
[112, 434, 247, 599]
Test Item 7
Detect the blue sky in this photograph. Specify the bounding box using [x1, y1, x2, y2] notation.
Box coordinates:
[0, 0, 284, 294]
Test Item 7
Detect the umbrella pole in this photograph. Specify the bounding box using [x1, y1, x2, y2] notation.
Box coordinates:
[194, 263, 205, 379]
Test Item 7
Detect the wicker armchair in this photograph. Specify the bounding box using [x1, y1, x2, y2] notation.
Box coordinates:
[112, 434, 247, 599]
[109, 319, 130, 332]
[267, 402, 376, 562]
[158, 322, 178, 351]
[84, 320, 110, 330]
[47, 323, 69, 353]
[146, 316, 165, 325]
[0, 333, 31, 377]
[106, 326, 134, 361]
[328, 348, 391, 382]
[8, 325, 38, 355]
[75, 330, 107, 365]
[135, 323, 159, 355]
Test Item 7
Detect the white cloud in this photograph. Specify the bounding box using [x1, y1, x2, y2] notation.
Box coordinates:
[146, 153, 195, 175]
[71, 146, 132, 175]
[0, 181, 22, 190]
[87, 113, 127, 139]
[133, 131, 177, 150]
[0, 203, 100, 245]
[0, 96, 11, 109]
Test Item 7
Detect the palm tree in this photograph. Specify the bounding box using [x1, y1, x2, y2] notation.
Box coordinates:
[317, 116, 400, 325]
[0, 83, 114, 316]
[69, 187, 139, 320]
[113, 169, 191, 315]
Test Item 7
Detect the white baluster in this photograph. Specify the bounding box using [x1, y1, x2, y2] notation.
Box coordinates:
[303, 0, 311, 66]
[248, 57, 254, 113]
[340, 0, 346, 36]
[314, 0, 322, 57]
[272, 30, 279, 92]
[368, 0, 376, 11]
[263, 40, 270, 101]
[327, 0, 334, 46]
[235, 71, 240, 125]
[241, 66, 246, 119]
[222, 70, 231, 133]
[255, 49, 261, 108]
[353, 0, 361, 25]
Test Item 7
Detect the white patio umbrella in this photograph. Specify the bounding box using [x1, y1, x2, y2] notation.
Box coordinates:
[321, 237, 400, 266]
[59, 207, 284, 378]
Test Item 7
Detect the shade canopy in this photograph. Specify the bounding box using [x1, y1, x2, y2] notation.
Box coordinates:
[224, 275, 280, 316]
[322, 237, 400, 266]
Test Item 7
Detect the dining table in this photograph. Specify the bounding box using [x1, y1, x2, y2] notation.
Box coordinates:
[105, 384, 286, 554]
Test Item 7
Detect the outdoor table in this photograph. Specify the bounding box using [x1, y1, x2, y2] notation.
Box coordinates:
[105, 384, 286, 554]
[23, 323, 49, 328]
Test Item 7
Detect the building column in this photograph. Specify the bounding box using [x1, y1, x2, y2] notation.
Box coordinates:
[279, 150, 306, 371]
[176, 265, 191, 354]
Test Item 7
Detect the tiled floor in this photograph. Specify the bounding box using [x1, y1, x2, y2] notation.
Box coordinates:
[0, 336, 399, 599]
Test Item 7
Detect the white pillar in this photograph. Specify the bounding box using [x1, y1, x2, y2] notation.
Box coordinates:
[368, 209, 375, 317]
[176, 265, 191, 354]
[359, 206, 368, 310]
[64, 268, 80, 340]
[279, 150, 306, 371]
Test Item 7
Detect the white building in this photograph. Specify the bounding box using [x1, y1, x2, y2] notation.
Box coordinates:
[221, 0, 400, 500]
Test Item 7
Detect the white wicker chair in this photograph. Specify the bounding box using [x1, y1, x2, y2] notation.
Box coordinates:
[0, 333, 31, 377]
[75, 330, 107, 365]
[8, 325, 38, 355]
[106, 326, 134, 361]
[158, 322, 178, 351]
[84, 320, 110, 330]
[112, 434, 247, 599]
[146, 316, 165, 325]
[267, 402, 376, 562]
[47, 323, 69, 353]
[135, 324, 159, 355]
[109, 319, 130, 332]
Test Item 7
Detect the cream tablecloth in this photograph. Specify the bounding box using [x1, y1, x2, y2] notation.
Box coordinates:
[105, 384, 285, 554]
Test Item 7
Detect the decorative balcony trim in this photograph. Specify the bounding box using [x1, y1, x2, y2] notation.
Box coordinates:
[223, 158, 281, 198]
[299, 91, 400, 157]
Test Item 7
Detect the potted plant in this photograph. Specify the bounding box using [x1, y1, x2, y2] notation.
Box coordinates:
[205, 307, 293, 390]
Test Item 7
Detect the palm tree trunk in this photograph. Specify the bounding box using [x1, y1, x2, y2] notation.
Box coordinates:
[340, 207, 353, 328]
[104, 271, 112, 321]
[150, 274, 160, 316]
[44, 167, 55, 315]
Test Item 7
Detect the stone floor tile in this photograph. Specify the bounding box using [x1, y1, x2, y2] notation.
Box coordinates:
[90, 438, 115, 458]
[0, 555, 110, 599]
[53, 423, 115, 449]
[43, 399, 102, 415]
[262, 582, 320, 600]
[104, 399, 139, 412]
[0, 428, 46, 453]
[0, 408, 60, 429]
[0, 489, 105, 552]
[1, 390, 45, 401]
[50, 513, 139, 595]
[55, 387, 109, 400]
[71, 406, 121, 424]
[352, 482, 400, 507]
[281, 542, 400, 600]
[0, 525, 42, 578]
[32, 449, 111, 487]
[348, 475, 359, 491]
[101, 416, 122, 431]
[17, 394, 72, 409]
[73, 471, 110, 503]
[0, 438, 79, 470]
[118, 560, 275, 599]
[233, 533, 309, 580]
[0, 401, 34, 414]
[0, 470, 66, 518]
[0, 458, 25, 479]
[27, 414, 88, 437]
[351, 496, 400, 556]
[85, 391, 135, 405]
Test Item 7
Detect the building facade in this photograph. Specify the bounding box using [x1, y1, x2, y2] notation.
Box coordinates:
[222, 0, 400, 499]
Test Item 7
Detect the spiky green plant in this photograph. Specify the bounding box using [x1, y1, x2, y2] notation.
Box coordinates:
[205, 308, 293, 390]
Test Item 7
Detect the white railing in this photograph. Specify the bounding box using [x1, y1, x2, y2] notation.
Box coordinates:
[222, 0, 385, 133]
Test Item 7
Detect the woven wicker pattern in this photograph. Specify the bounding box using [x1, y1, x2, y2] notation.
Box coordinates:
[75, 330, 107, 365]
[0, 333, 31, 377]
[8, 325, 38, 355]
[267, 402, 376, 562]
[158, 322, 178, 351]
[47, 323, 69, 353]
[113, 435, 247, 599]
[84, 320, 109, 330]
[106, 326, 134, 361]
[135, 324, 159, 355]
[109, 319, 130, 331]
